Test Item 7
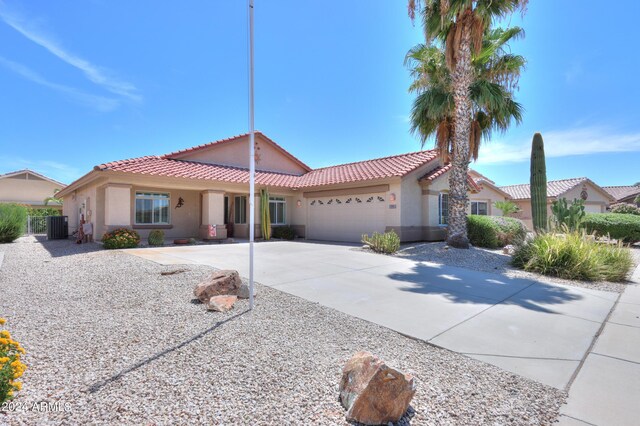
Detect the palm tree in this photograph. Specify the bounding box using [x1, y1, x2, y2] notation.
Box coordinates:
[405, 27, 524, 162]
[44, 189, 63, 206]
[408, 0, 528, 248]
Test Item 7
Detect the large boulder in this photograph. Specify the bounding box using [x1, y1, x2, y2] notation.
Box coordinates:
[206, 295, 237, 312]
[339, 351, 416, 425]
[194, 270, 242, 303]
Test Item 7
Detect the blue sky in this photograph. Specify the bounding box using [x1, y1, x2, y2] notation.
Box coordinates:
[0, 0, 638, 187]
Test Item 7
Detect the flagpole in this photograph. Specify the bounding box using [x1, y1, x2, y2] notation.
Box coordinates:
[248, 0, 255, 310]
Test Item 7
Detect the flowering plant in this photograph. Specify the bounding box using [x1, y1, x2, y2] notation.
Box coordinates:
[102, 228, 141, 249]
[0, 318, 26, 403]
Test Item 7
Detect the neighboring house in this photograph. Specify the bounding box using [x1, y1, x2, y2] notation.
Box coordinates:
[0, 170, 66, 211]
[56, 132, 506, 243]
[602, 185, 640, 206]
[500, 177, 614, 229]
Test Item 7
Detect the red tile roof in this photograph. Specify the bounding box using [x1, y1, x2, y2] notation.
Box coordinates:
[96, 149, 440, 189]
[500, 177, 591, 200]
[418, 164, 482, 193]
[603, 185, 640, 201]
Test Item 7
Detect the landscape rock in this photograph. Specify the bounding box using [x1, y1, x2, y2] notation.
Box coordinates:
[447, 232, 470, 249]
[237, 282, 257, 299]
[194, 270, 242, 302]
[339, 351, 416, 425]
[206, 295, 237, 312]
[503, 244, 516, 255]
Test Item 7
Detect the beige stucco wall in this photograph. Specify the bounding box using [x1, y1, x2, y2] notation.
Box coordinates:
[0, 173, 64, 207]
[173, 134, 308, 176]
[469, 185, 509, 216]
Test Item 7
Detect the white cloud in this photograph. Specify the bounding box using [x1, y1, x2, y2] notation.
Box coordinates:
[0, 2, 141, 103]
[0, 55, 119, 111]
[477, 127, 640, 165]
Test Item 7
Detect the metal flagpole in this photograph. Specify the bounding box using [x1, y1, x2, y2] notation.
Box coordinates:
[248, 0, 255, 310]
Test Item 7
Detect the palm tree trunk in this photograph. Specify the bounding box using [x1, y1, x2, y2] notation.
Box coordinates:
[446, 19, 473, 249]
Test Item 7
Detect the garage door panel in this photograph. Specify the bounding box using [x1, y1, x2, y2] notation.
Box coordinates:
[307, 194, 386, 242]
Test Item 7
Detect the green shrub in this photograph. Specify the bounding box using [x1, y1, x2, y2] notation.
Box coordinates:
[272, 225, 296, 240]
[102, 228, 140, 249]
[467, 215, 527, 248]
[609, 203, 640, 215]
[581, 213, 640, 244]
[148, 229, 165, 246]
[362, 230, 400, 254]
[26, 207, 61, 217]
[512, 231, 633, 282]
[0, 204, 27, 243]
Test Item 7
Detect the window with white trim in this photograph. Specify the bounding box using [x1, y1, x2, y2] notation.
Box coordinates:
[135, 192, 170, 225]
[269, 197, 286, 225]
[439, 193, 449, 225]
[471, 201, 488, 215]
[234, 196, 247, 224]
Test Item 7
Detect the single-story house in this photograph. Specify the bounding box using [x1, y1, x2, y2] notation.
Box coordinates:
[56, 132, 507, 243]
[603, 185, 640, 206]
[0, 169, 65, 211]
[500, 177, 615, 229]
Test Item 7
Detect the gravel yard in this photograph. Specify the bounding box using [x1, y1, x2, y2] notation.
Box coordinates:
[0, 238, 564, 425]
[395, 242, 640, 293]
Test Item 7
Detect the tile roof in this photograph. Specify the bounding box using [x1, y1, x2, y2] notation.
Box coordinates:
[418, 164, 482, 193]
[603, 185, 640, 201]
[0, 169, 67, 187]
[500, 177, 590, 200]
[96, 150, 440, 189]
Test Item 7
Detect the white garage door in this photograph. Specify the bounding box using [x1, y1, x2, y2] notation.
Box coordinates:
[307, 193, 387, 242]
[584, 204, 603, 213]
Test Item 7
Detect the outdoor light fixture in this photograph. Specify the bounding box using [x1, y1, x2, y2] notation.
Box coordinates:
[296, 200, 302, 207]
[389, 193, 396, 202]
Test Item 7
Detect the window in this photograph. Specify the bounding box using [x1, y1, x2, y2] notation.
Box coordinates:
[269, 197, 286, 225]
[471, 201, 488, 215]
[135, 192, 170, 225]
[439, 193, 449, 225]
[234, 196, 247, 224]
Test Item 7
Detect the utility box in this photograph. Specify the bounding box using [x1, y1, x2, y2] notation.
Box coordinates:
[46, 216, 68, 240]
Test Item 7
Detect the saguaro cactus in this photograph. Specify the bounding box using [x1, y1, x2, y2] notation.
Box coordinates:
[260, 188, 271, 240]
[530, 133, 548, 232]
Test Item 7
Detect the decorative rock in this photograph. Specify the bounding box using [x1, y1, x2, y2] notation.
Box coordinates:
[503, 244, 516, 255]
[237, 282, 256, 299]
[339, 351, 416, 425]
[206, 295, 237, 312]
[194, 270, 242, 303]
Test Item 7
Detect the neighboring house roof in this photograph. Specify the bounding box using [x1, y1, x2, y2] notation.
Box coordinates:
[95, 150, 440, 190]
[418, 164, 482, 193]
[500, 177, 614, 202]
[0, 169, 66, 187]
[162, 131, 312, 173]
[603, 185, 640, 202]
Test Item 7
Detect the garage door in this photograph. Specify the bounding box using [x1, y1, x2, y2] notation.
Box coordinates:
[584, 204, 603, 213]
[307, 193, 387, 242]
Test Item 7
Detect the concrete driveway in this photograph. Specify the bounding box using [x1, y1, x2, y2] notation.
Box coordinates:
[126, 241, 618, 390]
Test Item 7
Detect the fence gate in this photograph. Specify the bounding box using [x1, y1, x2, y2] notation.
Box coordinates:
[26, 216, 47, 235]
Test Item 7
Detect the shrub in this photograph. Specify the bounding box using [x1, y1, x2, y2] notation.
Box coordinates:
[493, 200, 520, 216]
[148, 229, 165, 246]
[0, 204, 27, 243]
[581, 213, 640, 244]
[272, 225, 296, 240]
[188, 237, 197, 245]
[609, 203, 640, 215]
[551, 198, 585, 231]
[362, 230, 400, 254]
[102, 228, 141, 249]
[467, 215, 527, 248]
[512, 231, 633, 282]
[0, 318, 27, 403]
[26, 207, 61, 217]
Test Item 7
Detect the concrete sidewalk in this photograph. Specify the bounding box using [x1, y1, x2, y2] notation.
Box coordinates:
[126, 241, 617, 390]
[559, 266, 640, 426]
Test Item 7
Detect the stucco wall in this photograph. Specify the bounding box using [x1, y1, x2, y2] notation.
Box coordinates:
[0, 173, 63, 206]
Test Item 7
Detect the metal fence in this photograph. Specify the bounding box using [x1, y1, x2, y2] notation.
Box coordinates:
[26, 216, 47, 235]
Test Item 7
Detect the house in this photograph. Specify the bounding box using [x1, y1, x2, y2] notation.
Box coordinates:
[56, 132, 506, 243]
[0, 170, 66, 211]
[602, 185, 640, 206]
[500, 177, 614, 229]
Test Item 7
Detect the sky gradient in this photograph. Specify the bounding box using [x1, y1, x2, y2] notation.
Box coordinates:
[1, 0, 638, 187]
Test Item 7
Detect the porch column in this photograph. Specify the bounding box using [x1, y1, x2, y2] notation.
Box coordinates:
[104, 184, 132, 228]
[200, 190, 227, 240]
